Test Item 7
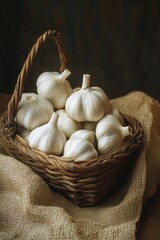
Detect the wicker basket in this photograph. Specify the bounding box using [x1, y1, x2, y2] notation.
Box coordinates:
[0, 30, 143, 207]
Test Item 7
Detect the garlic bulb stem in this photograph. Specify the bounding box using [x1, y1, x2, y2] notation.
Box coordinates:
[59, 69, 71, 81]
[48, 113, 58, 126]
[26, 95, 36, 102]
[121, 126, 131, 137]
[82, 74, 91, 89]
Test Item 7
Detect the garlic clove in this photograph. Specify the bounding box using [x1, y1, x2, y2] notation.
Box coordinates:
[56, 109, 81, 139]
[36, 69, 73, 109]
[28, 112, 66, 156]
[16, 93, 54, 130]
[70, 129, 97, 146]
[63, 138, 98, 161]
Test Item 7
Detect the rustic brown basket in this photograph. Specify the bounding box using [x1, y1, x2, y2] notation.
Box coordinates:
[0, 30, 143, 207]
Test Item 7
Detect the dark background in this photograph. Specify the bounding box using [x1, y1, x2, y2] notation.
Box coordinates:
[0, 0, 160, 100]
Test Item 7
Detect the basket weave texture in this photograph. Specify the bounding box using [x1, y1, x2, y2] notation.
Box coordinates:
[0, 30, 143, 206]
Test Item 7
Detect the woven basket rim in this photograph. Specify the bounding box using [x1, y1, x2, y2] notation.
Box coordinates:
[0, 110, 143, 170]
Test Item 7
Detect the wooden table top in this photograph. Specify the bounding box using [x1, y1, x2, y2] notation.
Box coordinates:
[0, 93, 160, 240]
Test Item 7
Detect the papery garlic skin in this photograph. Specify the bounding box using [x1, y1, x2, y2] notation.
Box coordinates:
[82, 121, 97, 131]
[16, 93, 53, 130]
[28, 113, 66, 156]
[70, 129, 97, 146]
[36, 69, 72, 109]
[63, 138, 98, 161]
[65, 74, 110, 122]
[56, 109, 81, 139]
[17, 125, 31, 142]
[96, 114, 131, 154]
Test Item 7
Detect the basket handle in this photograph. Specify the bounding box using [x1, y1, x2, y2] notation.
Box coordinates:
[7, 29, 67, 126]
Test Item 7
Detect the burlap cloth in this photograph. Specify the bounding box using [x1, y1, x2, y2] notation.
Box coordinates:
[0, 91, 160, 240]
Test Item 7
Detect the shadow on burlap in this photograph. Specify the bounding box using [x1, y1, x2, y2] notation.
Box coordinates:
[0, 91, 160, 240]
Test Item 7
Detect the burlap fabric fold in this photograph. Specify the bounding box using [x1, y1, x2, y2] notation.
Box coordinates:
[0, 91, 160, 240]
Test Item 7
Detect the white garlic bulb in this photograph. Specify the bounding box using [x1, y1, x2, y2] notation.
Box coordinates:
[16, 93, 53, 130]
[17, 125, 31, 142]
[28, 113, 66, 155]
[56, 109, 81, 139]
[36, 69, 72, 109]
[82, 121, 97, 131]
[70, 129, 97, 146]
[63, 138, 98, 161]
[65, 74, 110, 122]
[96, 114, 131, 154]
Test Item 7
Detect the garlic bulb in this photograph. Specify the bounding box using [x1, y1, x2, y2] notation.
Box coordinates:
[16, 93, 53, 130]
[96, 114, 131, 154]
[82, 121, 97, 131]
[17, 125, 31, 142]
[70, 129, 97, 146]
[36, 69, 72, 109]
[65, 74, 110, 122]
[28, 113, 66, 155]
[56, 109, 81, 139]
[63, 138, 98, 161]
[96, 114, 121, 139]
